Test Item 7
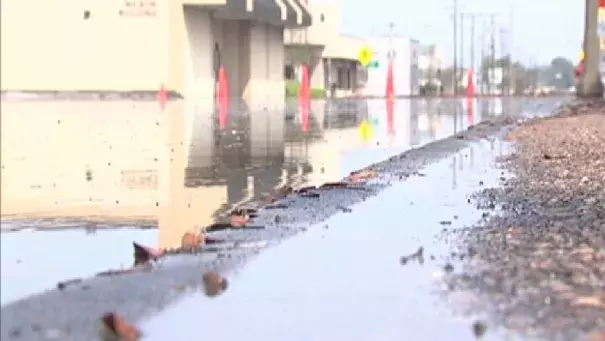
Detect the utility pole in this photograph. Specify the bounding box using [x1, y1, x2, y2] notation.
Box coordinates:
[460, 14, 465, 76]
[453, 0, 458, 95]
[582, 0, 603, 97]
[499, 28, 507, 95]
[462, 13, 498, 95]
[508, 2, 515, 95]
[479, 22, 485, 94]
[470, 14, 476, 72]
[489, 14, 496, 95]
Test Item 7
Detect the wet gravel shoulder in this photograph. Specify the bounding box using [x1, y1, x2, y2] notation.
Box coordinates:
[0, 110, 559, 341]
[442, 99, 605, 341]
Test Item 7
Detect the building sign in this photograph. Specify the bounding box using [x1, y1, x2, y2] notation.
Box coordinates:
[119, 0, 156, 17]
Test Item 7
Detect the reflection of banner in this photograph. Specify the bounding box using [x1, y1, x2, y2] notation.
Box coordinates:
[386, 99, 395, 135]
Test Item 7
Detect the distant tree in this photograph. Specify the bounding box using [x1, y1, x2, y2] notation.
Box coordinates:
[547, 57, 575, 89]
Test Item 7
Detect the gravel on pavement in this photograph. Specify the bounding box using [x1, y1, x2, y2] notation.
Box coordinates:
[444, 99, 605, 341]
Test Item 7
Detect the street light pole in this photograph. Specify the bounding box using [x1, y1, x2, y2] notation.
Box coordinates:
[489, 14, 496, 95]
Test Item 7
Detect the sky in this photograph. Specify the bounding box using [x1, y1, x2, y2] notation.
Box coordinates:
[334, 0, 585, 67]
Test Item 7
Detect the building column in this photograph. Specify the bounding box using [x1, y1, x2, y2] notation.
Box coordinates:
[182, 7, 214, 107]
[243, 23, 285, 110]
[244, 24, 269, 109]
[310, 51, 325, 90]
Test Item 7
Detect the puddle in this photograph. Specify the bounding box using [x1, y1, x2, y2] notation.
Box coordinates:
[0, 97, 564, 306]
[140, 139, 513, 340]
[0, 229, 157, 305]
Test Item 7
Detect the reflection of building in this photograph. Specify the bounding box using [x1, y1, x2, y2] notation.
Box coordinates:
[284, 0, 368, 97]
[414, 99, 441, 145]
[250, 108, 289, 197]
[323, 100, 367, 129]
[0, 101, 168, 219]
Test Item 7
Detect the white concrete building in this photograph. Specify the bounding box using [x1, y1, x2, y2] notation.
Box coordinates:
[363, 36, 420, 97]
[1, 0, 312, 109]
[417, 44, 447, 93]
[284, 0, 367, 97]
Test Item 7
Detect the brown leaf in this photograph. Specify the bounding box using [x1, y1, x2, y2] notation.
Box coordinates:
[181, 232, 205, 249]
[202, 271, 229, 297]
[229, 215, 249, 227]
[100, 312, 141, 341]
[347, 170, 379, 182]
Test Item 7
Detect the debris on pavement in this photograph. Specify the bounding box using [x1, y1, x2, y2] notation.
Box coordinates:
[132, 242, 163, 266]
[399, 246, 425, 265]
[346, 170, 380, 182]
[202, 271, 229, 298]
[471, 320, 487, 339]
[100, 312, 141, 341]
[181, 231, 204, 250]
[56, 278, 83, 291]
[298, 192, 320, 198]
[229, 207, 258, 218]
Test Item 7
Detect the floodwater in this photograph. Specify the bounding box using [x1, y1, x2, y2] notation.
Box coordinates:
[141, 139, 511, 341]
[0, 97, 564, 305]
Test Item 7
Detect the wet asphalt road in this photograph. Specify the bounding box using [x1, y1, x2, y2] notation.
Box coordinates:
[0, 97, 549, 304]
[0, 97, 569, 340]
[141, 139, 511, 341]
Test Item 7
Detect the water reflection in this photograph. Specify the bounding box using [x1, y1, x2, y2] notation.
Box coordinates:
[1, 98, 492, 249]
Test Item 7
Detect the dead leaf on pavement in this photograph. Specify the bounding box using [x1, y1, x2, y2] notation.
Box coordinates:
[133, 242, 163, 266]
[202, 271, 229, 297]
[100, 312, 141, 341]
[181, 232, 205, 249]
[229, 215, 249, 227]
[347, 170, 379, 182]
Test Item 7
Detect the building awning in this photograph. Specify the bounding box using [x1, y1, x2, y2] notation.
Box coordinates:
[290, 0, 312, 26]
[183, 0, 310, 27]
